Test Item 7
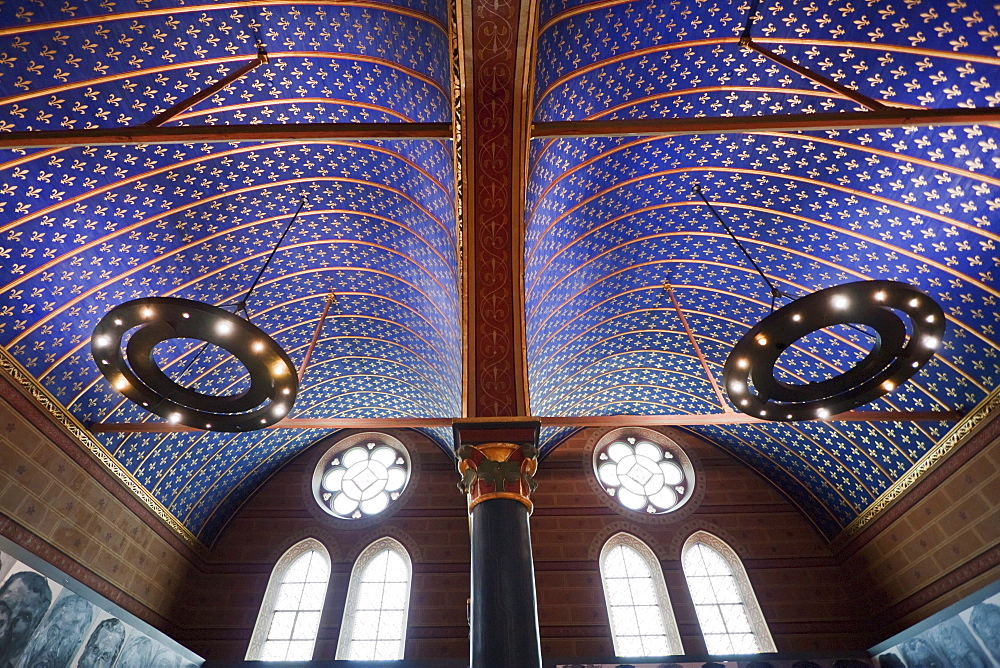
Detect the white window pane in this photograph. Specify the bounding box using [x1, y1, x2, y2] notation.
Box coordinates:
[375, 640, 400, 660]
[350, 640, 377, 660]
[610, 605, 639, 634]
[292, 611, 322, 640]
[268, 611, 296, 640]
[620, 547, 650, 578]
[627, 578, 657, 606]
[687, 578, 716, 605]
[381, 582, 408, 609]
[634, 605, 664, 633]
[353, 610, 381, 639]
[604, 546, 627, 575]
[363, 550, 390, 579]
[606, 580, 633, 606]
[357, 581, 386, 609]
[641, 634, 670, 655]
[377, 610, 405, 640]
[261, 641, 288, 660]
[713, 576, 741, 603]
[305, 554, 329, 583]
[284, 554, 312, 583]
[683, 539, 772, 657]
[700, 546, 731, 576]
[683, 549, 708, 576]
[720, 604, 752, 633]
[298, 583, 326, 610]
[694, 604, 726, 634]
[730, 632, 760, 654]
[286, 641, 314, 660]
[704, 632, 734, 655]
[275, 582, 305, 610]
[384, 550, 408, 580]
[616, 635, 644, 656]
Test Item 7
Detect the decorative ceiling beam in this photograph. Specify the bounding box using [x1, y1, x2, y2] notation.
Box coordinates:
[531, 107, 1000, 139]
[144, 49, 268, 128]
[89, 410, 962, 432]
[0, 122, 454, 149]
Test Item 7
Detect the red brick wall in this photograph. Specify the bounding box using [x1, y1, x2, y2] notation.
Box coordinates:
[172, 427, 870, 659]
[835, 414, 1000, 645]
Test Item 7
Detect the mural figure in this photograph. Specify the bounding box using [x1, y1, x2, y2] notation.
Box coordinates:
[0, 602, 11, 655]
[928, 619, 989, 668]
[77, 619, 126, 668]
[0, 572, 52, 668]
[969, 602, 1000, 663]
[113, 636, 153, 668]
[899, 636, 946, 668]
[21, 593, 95, 668]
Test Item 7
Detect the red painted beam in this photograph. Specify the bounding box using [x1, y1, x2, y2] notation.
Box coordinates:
[89, 410, 962, 432]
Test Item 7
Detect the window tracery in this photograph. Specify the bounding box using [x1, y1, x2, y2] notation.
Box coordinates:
[247, 538, 331, 661]
[681, 531, 776, 655]
[336, 537, 413, 660]
[599, 532, 683, 657]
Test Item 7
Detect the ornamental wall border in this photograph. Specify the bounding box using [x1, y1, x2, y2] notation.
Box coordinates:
[834, 385, 1000, 546]
[0, 346, 203, 550]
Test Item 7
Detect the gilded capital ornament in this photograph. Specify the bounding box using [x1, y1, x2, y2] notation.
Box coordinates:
[457, 442, 538, 513]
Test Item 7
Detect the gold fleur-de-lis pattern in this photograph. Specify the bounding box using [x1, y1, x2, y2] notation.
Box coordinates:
[0, 0, 458, 544]
[527, 1, 1000, 537]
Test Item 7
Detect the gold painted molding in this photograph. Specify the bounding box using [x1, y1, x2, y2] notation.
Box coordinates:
[0, 346, 204, 550]
[834, 385, 1000, 545]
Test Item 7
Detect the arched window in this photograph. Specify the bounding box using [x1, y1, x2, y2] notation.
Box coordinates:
[336, 537, 412, 660]
[599, 533, 683, 657]
[246, 538, 331, 661]
[681, 531, 776, 655]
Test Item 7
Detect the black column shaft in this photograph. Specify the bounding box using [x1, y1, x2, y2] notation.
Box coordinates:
[469, 498, 543, 668]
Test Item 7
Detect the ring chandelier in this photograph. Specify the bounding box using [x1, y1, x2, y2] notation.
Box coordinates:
[723, 281, 945, 421]
[92, 297, 298, 432]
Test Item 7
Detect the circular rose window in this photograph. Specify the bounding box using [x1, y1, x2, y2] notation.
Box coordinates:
[594, 436, 693, 514]
[314, 435, 410, 520]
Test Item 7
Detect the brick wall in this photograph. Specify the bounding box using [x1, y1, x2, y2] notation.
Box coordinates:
[0, 380, 199, 636]
[174, 426, 870, 659]
[836, 414, 1000, 645]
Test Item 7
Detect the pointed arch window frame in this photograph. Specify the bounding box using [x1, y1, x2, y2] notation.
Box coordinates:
[599, 532, 684, 657]
[336, 536, 413, 660]
[681, 530, 776, 655]
[246, 537, 332, 661]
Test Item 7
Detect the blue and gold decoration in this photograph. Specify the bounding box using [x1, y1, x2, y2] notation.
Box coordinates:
[0, 0, 458, 544]
[526, 1, 1000, 538]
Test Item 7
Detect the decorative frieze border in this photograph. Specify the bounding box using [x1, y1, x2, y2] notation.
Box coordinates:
[0, 346, 203, 550]
[834, 385, 1000, 546]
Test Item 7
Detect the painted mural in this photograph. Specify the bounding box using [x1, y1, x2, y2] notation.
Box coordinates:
[877, 588, 1000, 667]
[0, 549, 199, 668]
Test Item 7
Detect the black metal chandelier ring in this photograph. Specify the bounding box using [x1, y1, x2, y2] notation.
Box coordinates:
[92, 297, 298, 431]
[723, 281, 945, 421]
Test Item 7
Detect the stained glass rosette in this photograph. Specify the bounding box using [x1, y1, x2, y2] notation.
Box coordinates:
[595, 437, 689, 513]
[320, 443, 409, 519]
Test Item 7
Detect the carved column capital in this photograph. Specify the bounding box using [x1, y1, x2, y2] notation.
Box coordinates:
[457, 442, 538, 513]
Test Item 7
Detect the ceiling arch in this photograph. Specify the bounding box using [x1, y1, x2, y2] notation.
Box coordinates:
[526, 0, 999, 537]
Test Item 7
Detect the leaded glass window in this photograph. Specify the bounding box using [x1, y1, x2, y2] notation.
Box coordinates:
[313, 434, 411, 521]
[599, 533, 682, 657]
[337, 537, 412, 660]
[681, 532, 775, 655]
[593, 435, 694, 514]
[247, 539, 330, 661]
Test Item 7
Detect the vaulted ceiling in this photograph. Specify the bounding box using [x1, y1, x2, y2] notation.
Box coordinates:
[1, 0, 997, 545]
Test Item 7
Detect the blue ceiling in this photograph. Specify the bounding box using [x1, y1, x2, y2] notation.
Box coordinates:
[0, 0, 457, 543]
[0, 0, 998, 544]
[526, 1, 1000, 538]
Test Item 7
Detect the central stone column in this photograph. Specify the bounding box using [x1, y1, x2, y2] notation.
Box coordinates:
[454, 419, 543, 668]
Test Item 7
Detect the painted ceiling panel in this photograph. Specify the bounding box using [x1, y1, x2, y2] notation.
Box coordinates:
[527, 1, 999, 537]
[0, 1, 458, 544]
